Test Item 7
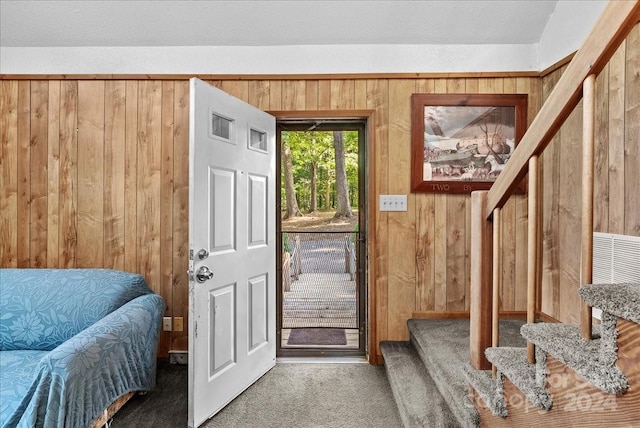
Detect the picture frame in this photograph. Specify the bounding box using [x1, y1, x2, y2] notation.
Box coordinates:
[411, 93, 528, 193]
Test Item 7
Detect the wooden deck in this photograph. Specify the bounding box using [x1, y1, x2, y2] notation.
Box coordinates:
[282, 273, 357, 329]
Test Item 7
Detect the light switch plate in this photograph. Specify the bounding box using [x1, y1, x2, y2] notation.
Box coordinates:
[379, 194, 407, 211]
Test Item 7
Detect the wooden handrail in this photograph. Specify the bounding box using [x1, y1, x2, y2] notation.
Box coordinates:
[470, 0, 640, 372]
[484, 0, 640, 219]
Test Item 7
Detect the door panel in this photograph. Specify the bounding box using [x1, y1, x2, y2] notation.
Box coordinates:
[188, 78, 276, 427]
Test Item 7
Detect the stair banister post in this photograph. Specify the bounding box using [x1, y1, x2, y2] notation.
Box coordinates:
[470, 191, 493, 370]
[492, 207, 502, 376]
[527, 155, 539, 363]
[580, 74, 596, 340]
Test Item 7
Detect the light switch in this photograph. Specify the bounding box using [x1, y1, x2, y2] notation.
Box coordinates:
[379, 195, 407, 211]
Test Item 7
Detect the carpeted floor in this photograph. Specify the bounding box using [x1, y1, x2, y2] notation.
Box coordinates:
[112, 360, 403, 428]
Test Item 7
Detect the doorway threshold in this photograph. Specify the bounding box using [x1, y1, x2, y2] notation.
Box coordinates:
[277, 356, 369, 364]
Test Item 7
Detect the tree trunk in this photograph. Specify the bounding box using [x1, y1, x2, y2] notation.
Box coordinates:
[283, 143, 302, 218]
[310, 161, 317, 213]
[333, 131, 353, 218]
[325, 175, 332, 210]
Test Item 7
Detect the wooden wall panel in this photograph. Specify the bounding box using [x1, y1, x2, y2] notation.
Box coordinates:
[77, 81, 105, 267]
[624, 26, 640, 236]
[172, 80, 190, 350]
[59, 81, 78, 268]
[0, 81, 18, 267]
[104, 81, 126, 270]
[608, 42, 626, 235]
[137, 81, 162, 293]
[387, 79, 416, 339]
[16, 81, 30, 267]
[46, 81, 61, 268]
[538, 24, 640, 324]
[29, 81, 48, 268]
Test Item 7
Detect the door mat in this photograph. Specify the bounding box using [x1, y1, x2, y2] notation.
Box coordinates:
[287, 328, 347, 346]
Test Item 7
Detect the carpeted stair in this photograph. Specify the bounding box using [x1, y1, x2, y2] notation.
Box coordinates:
[578, 283, 640, 324]
[484, 346, 551, 411]
[461, 365, 506, 417]
[380, 341, 459, 428]
[467, 282, 639, 422]
[381, 318, 525, 428]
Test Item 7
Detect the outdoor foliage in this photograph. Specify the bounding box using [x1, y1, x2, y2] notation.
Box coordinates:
[281, 130, 358, 215]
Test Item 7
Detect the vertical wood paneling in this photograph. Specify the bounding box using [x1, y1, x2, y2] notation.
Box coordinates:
[317, 80, 331, 110]
[47, 81, 60, 267]
[558, 104, 583, 324]
[446, 195, 466, 310]
[269, 81, 283, 110]
[282, 81, 305, 110]
[77, 81, 105, 267]
[17, 81, 31, 267]
[354, 80, 367, 110]
[172, 80, 190, 350]
[624, 26, 640, 235]
[540, 69, 561, 317]
[104, 81, 126, 270]
[0, 81, 18, 267]
[59, 81, 77, 267]
[221, 81, 249, 103]
[608, 43, 626, 235]
[515, 78, 537, 311]
[433, 194, 448, 310]
[29, 81, 49, 268]
[305, 81, 319, 110]
[594, 67, 610, 232]
[367, 79, 389, 351]
[387, 79, 416, 339]
[331, 80, 355, 110]
[137, 81, 162, 293]
[416, 193, 435, 311]
[159, 81, 175, 354]
[248, 80, 270, 111]
[124, 81, 139, 272]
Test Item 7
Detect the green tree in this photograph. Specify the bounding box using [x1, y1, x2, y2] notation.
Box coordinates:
[333, 131, 353, 218]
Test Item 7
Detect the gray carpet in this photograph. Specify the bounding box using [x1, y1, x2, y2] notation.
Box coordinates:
[407, 318, 526, 428]
[380, 341, 459, 427]
[579, 283, 640, 324]
[112, 361, 402, 428]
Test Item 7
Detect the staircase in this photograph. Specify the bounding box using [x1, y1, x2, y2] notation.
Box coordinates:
[381, 285, 640, 427]
[380, 319, 526, 427]
[468, 284, 640, 427]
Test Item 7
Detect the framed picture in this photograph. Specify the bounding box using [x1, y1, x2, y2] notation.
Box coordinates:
[411, 93, 528, 193]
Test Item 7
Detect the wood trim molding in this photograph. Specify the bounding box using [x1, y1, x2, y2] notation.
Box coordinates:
[539, 52, 576, 78]
[0, 71, 541, 81]
[412, 310, 527, 319]
[535, 311, 561, 323]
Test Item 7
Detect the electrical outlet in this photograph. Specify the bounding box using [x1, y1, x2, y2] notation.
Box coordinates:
[162, 317, 172, 332]
[174, 317, 184, 332]
[379, 194, 407, 212]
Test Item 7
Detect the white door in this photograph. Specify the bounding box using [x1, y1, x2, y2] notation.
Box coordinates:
[188, 78, 276, 428]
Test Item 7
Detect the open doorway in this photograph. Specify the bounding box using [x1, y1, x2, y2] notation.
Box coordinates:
[276, 119, 367, 357]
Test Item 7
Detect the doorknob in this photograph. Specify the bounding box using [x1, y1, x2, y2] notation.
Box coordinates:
[197, 248, 209, 260]
[196, 266, 214, 283]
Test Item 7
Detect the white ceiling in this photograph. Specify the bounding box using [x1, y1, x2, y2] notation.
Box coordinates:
[1, 0, 559, 48]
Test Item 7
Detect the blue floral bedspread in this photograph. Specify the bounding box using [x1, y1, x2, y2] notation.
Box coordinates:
[0, 269, 165, 428]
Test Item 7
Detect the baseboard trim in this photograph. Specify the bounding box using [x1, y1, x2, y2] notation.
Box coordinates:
[535, 312, 561, 323]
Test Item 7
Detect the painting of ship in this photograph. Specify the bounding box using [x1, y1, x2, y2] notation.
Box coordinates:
[422, 105, 516, 181]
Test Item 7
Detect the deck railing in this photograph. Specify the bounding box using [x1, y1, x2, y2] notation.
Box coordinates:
[470, 0, 640, 370]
